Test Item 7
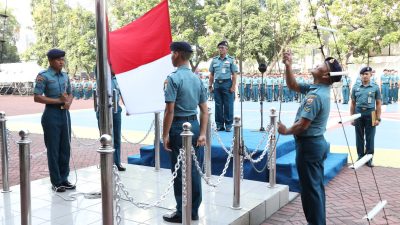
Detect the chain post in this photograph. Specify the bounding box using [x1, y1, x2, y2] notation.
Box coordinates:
[232, 116, 242, 209]
[97, 135, 115, 225]
[268, 108, 277, 188]
[0, 111, 10, 193]
[17, 130, 32, 225]
[181, 122, 193, 225]
[205, 108, 212, 178]
[154, 112, 161, 171]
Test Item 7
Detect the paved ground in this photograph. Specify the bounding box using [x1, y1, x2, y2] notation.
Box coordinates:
[1, 96, 400, 225]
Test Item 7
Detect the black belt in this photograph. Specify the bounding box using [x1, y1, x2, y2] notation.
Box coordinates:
[343, 85, 349, 87]
[173, 115, 197, 122]
[357, 107, 374, 112]
[215, 79, 231, 84]
[294, 135, 323, 140]
[46, 104, 65, 109]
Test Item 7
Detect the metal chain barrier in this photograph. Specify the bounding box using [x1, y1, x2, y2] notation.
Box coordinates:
[248, 124, 271, 157]
[210, 122, 234, 155]
[114, 166, 122, 225]
[181, 147, 187, 207]
[191, 147, 232, 188]
[240, 155, 244, 180]
[71, 130, 100, 147]
[113, 148, 184, 210]
[121, 119, 155, 145]
[243, 125, 274, 164]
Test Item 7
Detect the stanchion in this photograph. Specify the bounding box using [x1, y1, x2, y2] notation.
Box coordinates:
[232, 116, 241, 209]
[154, 112, 161, 171]
[0, 112, 10, 193]
[97, 134, 114, 225]
[268, 108, 277, 188]
[205, 108, 212, 178]
[181, 122, 193, 225]
[17, 130, 31, 225]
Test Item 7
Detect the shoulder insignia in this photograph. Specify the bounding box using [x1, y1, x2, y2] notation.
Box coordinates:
[36, 74, 45, 82]
[305, 94, 317, 105]
[163, 79, 168, 92]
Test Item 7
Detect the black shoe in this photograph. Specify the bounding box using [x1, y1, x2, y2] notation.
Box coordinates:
[163, 212, 182, 223]
[192, 215, 199, 220]
[61, 181, 76, 190]
[217, 127, 225, 131]
[117, 164, 126, 171]
[367, 159, 374, 167]
[52, 185, 66, 193]
[225, 127, 232, 132]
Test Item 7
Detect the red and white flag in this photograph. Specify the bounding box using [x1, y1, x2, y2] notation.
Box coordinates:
[109, 0, 173, 115]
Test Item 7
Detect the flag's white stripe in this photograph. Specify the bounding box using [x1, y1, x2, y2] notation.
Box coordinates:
[116, 54, 174, 115]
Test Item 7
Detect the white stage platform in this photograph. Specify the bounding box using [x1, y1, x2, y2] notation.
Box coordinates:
[0, 164, 290, 225]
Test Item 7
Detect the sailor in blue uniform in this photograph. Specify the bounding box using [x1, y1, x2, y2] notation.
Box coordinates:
[278, 52, 343, 225]
[208, 41, 238, 131]
[341, 75, 351, 104]
[33, 49, 75, 192]
[380, 69, 391, 105]
[392, 70, 399, 102]
[266, 75, 274, 102]
[162, 42, 208, 223]
[350, 67, 382, 167]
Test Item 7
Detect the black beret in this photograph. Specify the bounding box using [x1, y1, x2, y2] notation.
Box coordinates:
[360, 66, 373, 74]
[47, 48, 65, 60]
[325, 57, 342, 73]
[217, 41, 228, 48]
[170, 42, 193, 53]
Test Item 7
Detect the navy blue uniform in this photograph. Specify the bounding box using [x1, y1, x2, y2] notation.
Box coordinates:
[209, 55, 238, 130]
[351, 82, 381, 159]
[34, 67, 72, 187]
[164, 65, 207, 219]
[294, 83, 330, 225]
[95, 76, 123, 166]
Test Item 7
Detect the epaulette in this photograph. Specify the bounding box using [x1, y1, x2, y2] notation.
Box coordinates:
[38, 70, 47, 75]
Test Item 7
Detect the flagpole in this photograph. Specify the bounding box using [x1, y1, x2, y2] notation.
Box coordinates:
[95, 1, 114, 225]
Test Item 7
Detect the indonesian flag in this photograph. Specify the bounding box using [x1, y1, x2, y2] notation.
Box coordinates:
[109, 0, 173, 115]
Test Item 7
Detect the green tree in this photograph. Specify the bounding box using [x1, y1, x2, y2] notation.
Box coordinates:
[328, 0, 400, 63]
[203, 0, 304, 72]
[0, 5, 20, 63]
[23, 0, 96, 75]
[110, 0, 209, 72]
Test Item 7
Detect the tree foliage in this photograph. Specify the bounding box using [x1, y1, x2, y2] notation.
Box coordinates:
[21, 0, 400, 74]
[327, 0, 400, 63]
[23, 0, 96, 75]
[0, 5, 20, 63]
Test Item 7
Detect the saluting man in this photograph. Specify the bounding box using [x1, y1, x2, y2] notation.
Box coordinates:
[351, 67, 382, 167]
[208, 41, 238, 132]
[33, 49, 75, 192]
[278, 51, 343, 225]
[162, 42, 208, 223]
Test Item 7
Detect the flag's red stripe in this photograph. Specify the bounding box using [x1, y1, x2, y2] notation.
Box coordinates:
[109, 0, 172, 74]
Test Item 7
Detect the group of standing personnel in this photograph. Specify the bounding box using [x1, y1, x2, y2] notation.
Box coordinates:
[380, 69, 399, 105]
[237, 73, 313, 103]
[32, 39, 388, 225]
[70, 77, 97, 100]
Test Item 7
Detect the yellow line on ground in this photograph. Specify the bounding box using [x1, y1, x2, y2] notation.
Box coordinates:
[330, 145, 400, 168]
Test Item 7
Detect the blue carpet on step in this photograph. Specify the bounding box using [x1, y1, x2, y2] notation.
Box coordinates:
[128, 129, 347, 191]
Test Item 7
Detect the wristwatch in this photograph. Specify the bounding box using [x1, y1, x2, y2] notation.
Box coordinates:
[377, 118, 381, 122]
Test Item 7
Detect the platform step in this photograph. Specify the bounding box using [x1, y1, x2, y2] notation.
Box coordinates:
[349, 154, 373, 170]
[276, 151, 348, 192]
[363, 200, 387, 221]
